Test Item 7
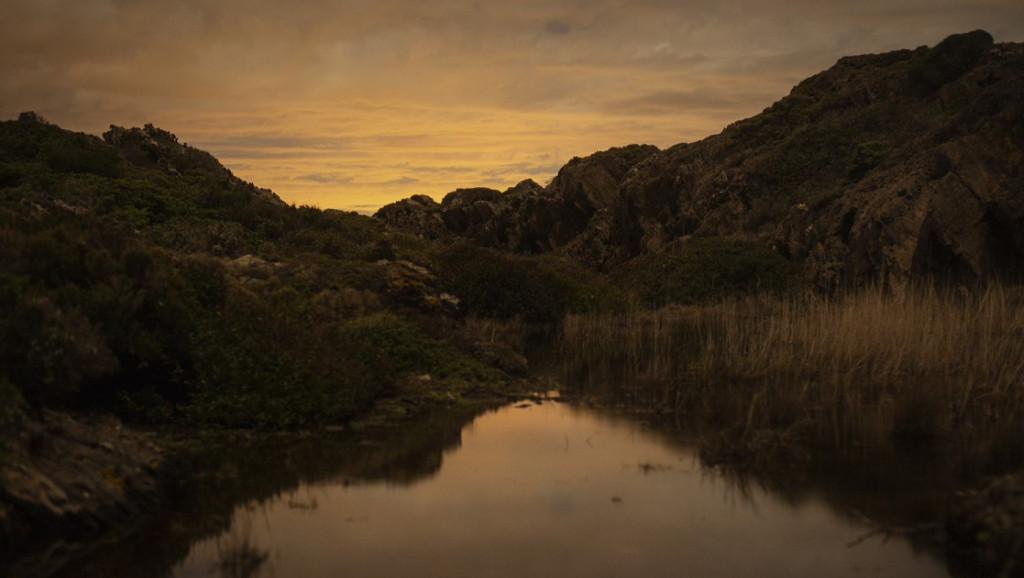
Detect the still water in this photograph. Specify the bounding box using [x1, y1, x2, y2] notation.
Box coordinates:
[158, 400, 947, 578]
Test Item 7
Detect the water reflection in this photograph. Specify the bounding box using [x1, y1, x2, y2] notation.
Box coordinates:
[164, 402, 948, 578]
[46, 406, 483, 578]
[209, 516, 270, 578]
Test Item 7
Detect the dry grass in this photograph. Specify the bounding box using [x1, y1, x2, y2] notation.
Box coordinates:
[559, 285, 1024, 451]
[461, 315, 530, 352]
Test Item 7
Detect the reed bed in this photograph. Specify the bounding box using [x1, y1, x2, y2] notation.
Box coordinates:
[462, 315, 531, 352]
[559, 285, 1024, 452]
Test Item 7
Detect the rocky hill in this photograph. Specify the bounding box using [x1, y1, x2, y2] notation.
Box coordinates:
[1, 112, 550, 567]
[376, 31, 1024, 290]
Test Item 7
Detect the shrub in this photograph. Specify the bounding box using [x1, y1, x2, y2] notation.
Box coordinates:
[431, 242, 574, 322]
[535, 255, 630, 315]
[339, 314, 500, 382]
[0, 286, 119, 406]
[45, 137, 123, 178]
[622, 236, 805, 306]
[186, 296, 495, 429]
[186, 287, 346, 429]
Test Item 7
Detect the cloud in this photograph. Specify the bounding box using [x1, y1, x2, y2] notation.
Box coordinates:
[3, 0, 1024, 212]
[631, 44, 709, 66]
[296, 173, 356, 185]
[603, 88, 763, 116]
[382, 176, 422, 186]
[545, 20, 572, 35]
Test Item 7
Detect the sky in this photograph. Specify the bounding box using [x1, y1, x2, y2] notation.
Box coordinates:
[3, 1, 1024, 213]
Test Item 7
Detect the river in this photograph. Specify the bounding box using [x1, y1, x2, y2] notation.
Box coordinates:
[58, 398, 954, 578]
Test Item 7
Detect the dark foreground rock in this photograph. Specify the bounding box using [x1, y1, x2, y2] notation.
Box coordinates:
[0, 405, 164, 577]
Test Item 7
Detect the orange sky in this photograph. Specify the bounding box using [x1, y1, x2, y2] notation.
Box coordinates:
[3, 0, 1024, 212]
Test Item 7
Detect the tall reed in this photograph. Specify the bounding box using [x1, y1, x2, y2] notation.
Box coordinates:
[699, 285, 1024, 445]
[558, 307, 703, 411]
[559, 285, 1024, 452]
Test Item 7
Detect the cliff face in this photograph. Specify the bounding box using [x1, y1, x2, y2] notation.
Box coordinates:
[377, 31, 1024, 289]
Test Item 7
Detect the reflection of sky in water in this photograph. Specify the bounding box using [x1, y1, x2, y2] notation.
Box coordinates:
[174, 402, 949, 578]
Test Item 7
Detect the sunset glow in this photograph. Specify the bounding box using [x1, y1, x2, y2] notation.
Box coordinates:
[4, 0, 1023, 212]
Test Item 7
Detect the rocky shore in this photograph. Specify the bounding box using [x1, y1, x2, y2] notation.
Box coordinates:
[0, 404, 164, 577]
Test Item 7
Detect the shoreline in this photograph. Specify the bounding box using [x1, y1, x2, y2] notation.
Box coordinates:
[3, 385, 1023, 578]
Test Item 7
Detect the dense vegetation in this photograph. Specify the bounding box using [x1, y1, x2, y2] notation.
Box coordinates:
[0, 117, 485, 427]
[0, 114, 646, 430]
[619, 236, 806, 306]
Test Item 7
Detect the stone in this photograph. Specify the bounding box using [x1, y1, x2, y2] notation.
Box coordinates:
[375, 32, 1024, 289]
[381, 260, 460, 315]
[0, 405, 164, 564]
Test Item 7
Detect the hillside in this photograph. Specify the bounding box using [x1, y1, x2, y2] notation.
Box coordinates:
[377, 30, 1024, 290]
[2, 112, 584, 562]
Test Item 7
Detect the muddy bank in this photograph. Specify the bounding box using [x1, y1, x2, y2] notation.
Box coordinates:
[0, 405, 164, 577]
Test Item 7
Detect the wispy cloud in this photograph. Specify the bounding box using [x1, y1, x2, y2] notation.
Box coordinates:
[296, 173, 356, 185]
[3, 0, 1024, 211]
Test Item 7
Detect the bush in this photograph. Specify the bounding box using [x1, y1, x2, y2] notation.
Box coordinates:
[431, 242, 576, 322]
[0, 282, 119, 405]
[186, 304, 499, 429]
[45, 137, 123, 178]
[534, 255, 631, 315]
[622, 236, 805, 306]
[340, 313, 500, 382]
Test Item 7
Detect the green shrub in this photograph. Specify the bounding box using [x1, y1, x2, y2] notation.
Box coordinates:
[186, 304, 497, 429]
[846, 140, 892, 183]
[45, 138, 123, 178]
[340, 313, 500, 382]
[431, 242, 572, 322]
[185, 287, 369, 429]
[0, 286, 119, 406]
[535, 255, 630, 314]
[622, 236, 805, 306]
[22, 227, 117, 289]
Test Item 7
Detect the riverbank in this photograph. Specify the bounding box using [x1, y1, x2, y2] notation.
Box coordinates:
[0, 370, 541, 577]
[0, 403, 164, 576]
[4, 388, 1024, 578]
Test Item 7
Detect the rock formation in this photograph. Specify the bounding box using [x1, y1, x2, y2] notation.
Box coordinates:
[103, 124, 285, 206]
[377, 31, 1024, 289]
[0, 405, 163, 573]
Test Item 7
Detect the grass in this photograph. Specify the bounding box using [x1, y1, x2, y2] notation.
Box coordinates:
[559, 285, 1024, 465]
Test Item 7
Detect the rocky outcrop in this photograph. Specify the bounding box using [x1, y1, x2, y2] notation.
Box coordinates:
[103, 124, 285, 205]
[381, 260, 460, 315]
[0, 405, 164, 575]
[376, 31, 1024, 289]
[374, 194, 451, 240]
[376, 155, 658, 259]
